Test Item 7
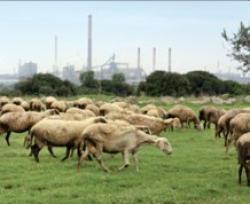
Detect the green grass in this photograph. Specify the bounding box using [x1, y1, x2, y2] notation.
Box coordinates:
[1, 98, 250, 203]
[1, 126, 250, 203]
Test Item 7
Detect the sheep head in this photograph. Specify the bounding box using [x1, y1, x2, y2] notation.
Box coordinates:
[155, 137, 172, 155]
[195, 122, 202, 131]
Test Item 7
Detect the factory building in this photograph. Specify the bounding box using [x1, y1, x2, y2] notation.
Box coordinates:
[18, 61, 38, 79]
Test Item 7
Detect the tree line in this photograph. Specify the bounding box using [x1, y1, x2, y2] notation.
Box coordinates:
[1, 70, 250, 97]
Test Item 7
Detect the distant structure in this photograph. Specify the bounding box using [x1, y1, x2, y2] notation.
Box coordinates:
[152, 47, 156, 71]
[168, 48, 172, 72]
[94, 54, 146, 85]
[52, 35, 60, 76]
[62, 64, 80, 84]
[18, 61, 37, 79]
[87, 14, 92, 70]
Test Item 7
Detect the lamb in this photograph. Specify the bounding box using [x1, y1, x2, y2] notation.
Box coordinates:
[199, 106, 225, 129]
[236, 132, 250, 186]
[78, 122, 172, 172]
[28, 116, 107, 162]
[51, 100, 68, 112]
[0, 109, 58, 145]
[165, 105, 201, 130]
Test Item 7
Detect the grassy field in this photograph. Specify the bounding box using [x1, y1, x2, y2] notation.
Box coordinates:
[1, 98, 250, 204]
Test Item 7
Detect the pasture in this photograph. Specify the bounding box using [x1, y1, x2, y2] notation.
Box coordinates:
[0, 96, 250, 204]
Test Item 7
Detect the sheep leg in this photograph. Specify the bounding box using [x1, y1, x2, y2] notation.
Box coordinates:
[31, 144, 41, 163]
[207, 122, 211, 129]
[245, 165, 250, 186]
[118, 150, 130, 171]
[5, 131, 11, 146]
[132, 153, 139, 172]
[203, 121, 207, 130]
[77, 144, 90, 171]
[62, 146, 71, 161]
[239, 164, 243, 184]
[93, 145, 110, 173]
[48, 146, 57, 158]
[70, 148, 74, 157]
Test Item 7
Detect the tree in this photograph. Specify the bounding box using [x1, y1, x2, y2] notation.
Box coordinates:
[112, 73, 125, 83]
[79, 71, 98, 88]
[185, 71, 224, 96]
[222, 22, 250, 77]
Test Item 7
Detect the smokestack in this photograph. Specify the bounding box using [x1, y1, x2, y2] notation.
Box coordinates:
[87, 14, 92, 70]
[53, 35, 58, 73]
[137, 47, 141, 69]
[152, 47, 156, 71]
[168, 48, 171, 72]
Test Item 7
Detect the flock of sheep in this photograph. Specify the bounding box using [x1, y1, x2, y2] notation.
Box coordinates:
[0, 95, 250, 186]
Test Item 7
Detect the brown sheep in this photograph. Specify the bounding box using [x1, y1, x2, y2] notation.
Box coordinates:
[78, 122, 172, 172]
[216, 109, 250, 148]
[199, 106, 225, 129]
[0, 109, 58, 145]
[28, 116, 107, 162]
[227, 113, 250, 152]
[165, 105, 201, 130]
[236, 132, 250, 186]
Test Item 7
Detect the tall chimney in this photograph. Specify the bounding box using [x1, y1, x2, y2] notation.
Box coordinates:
[152, 47, 156, 71]
[137, 47, 141, 69]
[54, 35, 58, 73]
[87, 14, 92, 70]
[168, 47, 171, 72]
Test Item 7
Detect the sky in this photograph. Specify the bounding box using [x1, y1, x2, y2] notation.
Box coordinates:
[0, 1, 249, 75]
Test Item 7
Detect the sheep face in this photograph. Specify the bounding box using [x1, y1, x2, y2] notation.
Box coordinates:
[195, 123, 202, 131]
[155, 138, 172, 155]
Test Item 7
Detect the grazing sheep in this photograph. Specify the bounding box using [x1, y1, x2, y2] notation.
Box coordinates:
[28, 116, 107, 162]
[199, 106, 225, 131]
[30, 98, 45, 111]
[66, 107, 95, 118]
[164, 118, 182, 131]
[0, 109, 58, 145]
[0, 103, 25, 115]
[227, 113, 250, 152]
[236, 132, 250, 186]
[141, 104, 166, 118]
[216, 109, 250, 148]
[78, 122, 172, 172]
[73, 97, 93, 109]
[86, 104, 99, 116]
[21, 101, 30, 111]
[106, 112, 174, 135]
[12, 97, 24, 105]
[99, 103, 123, 116]
[45, 96, 57, 109]
[0, 96, 10, 109]
[51, 100, 68, 112]
[165, 105, 201, 130]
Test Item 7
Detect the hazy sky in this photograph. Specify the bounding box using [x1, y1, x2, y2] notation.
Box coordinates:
[0, 1, 249, 75]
